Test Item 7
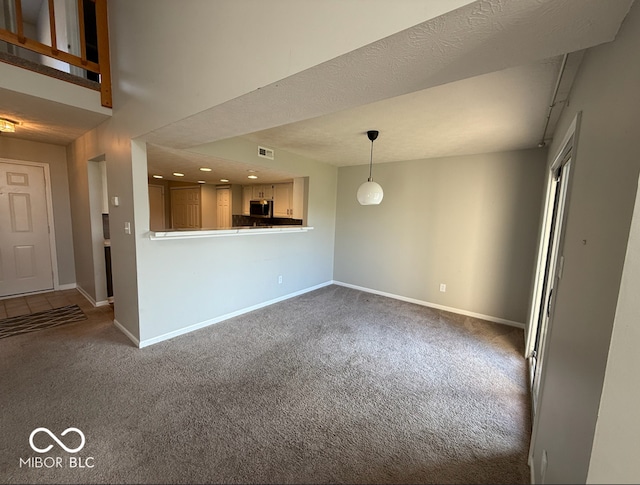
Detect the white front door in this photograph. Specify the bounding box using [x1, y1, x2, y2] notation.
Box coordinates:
[0, 161, 54, 297]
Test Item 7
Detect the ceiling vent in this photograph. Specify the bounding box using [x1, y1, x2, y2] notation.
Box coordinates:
[258, 146, 274, 160]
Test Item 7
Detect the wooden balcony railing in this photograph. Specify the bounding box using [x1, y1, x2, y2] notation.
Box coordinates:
[0, 0, 112, 108]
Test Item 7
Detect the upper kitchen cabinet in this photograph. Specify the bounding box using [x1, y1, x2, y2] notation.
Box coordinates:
[252, 184, 273, 199]
[273, 183, 293, 218]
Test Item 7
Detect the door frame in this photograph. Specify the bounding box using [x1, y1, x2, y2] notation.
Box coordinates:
[526, 114, 580, 402]
[0, 157, 60, 297]
[527, 112, 581, 476]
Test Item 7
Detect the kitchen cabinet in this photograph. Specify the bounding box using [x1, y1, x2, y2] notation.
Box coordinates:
[252, 184, 273, 199]
[242, 186, 253, 215]
[243, 184, 274, 214]
[273, 183, 293, 217]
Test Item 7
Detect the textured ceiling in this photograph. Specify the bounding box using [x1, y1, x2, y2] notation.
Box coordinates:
[141, 0, 632, 176]
[240, 55, 584, 166]
[146, 0, 632, 153]
[0, 0, 634, 175]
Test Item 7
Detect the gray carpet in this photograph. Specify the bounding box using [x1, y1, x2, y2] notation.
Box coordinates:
[0, 285, 531, 484]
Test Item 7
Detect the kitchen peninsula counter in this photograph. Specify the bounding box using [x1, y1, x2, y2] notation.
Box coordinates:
[150, 225, 313, 240]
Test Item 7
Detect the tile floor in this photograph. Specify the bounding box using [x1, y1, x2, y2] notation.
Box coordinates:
[0, 289, 113, 321]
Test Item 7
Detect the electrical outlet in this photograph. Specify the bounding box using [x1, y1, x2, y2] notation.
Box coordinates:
[278, 275, 283, 284]
[439, 283, 446, 292]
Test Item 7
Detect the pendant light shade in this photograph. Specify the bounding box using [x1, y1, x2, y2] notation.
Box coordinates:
[357, 130, 383, 205]
[357, 181, 384, 205]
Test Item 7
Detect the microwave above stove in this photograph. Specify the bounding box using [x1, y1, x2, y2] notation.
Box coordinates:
[249, 199, 273, 218]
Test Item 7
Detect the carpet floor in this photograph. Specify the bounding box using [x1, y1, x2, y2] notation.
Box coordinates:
[0, 285, 531, 484]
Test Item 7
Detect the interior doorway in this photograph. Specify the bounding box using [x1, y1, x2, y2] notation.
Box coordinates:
[216, 187, 231, 228]
[526, 114, 580, 414]
[0, 159, 57, 298]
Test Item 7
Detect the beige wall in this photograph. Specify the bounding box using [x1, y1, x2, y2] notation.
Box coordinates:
[530, 1, 640, 482]
[0, 137, 76, 286]
[334, 148, 546, 324]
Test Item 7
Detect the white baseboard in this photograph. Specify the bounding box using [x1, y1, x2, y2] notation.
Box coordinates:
[113, 319, 140, 347]
[76, 285, 110, 307]
[332, 281, 525, 329]
[137, 281, 334, 348]
[56, 283, 77, 291]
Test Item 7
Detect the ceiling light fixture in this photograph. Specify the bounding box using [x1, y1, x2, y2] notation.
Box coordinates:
[152, 175, 163, 179]
[357, 130, 384, 205]
[220, 179, 229, 183]
[0, 118, 16, 133]
[197, 180, 206, 184]
[199, 167, 212, 172]
[173, 172, 185, 177]
[248, 175, 258, 179]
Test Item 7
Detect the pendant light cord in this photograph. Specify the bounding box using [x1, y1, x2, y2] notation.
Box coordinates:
[369, 140, 374, 181]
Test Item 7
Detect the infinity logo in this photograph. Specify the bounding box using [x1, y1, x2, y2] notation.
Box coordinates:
[29, 428, 86, 454]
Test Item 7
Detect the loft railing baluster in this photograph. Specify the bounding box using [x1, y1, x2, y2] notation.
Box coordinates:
[47, 0, 58, 54]
[94, 0, 112, 108]
[0, 0, 112, 108]
[14, 0, 25, 43]
[77, 0, 88, 65]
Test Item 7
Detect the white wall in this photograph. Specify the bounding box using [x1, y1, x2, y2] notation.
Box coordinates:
[530, 1, 640, 482]
[137, 137, 337, 343]
[334, 148, 546, 324]
[63, 0, 462, 342]
[0, 137, 76, 286]
[587, 173, 640, 483]
[37, 0, 71, 72]
[107, 0, 472, 139]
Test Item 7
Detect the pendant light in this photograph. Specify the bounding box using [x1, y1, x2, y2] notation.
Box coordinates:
[357, 130, 384, 205]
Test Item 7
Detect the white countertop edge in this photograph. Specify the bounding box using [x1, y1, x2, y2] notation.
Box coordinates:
[149, 226, 314, 240]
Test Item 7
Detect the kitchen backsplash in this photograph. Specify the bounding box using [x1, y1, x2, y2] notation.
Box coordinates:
[232, 215, 303, 227]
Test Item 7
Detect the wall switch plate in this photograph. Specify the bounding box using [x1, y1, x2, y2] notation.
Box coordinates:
[124, 222, 131, 234]
[111, 196, 119, 207]
[278, 275, 283, 284]
[439, 283, 447, 292]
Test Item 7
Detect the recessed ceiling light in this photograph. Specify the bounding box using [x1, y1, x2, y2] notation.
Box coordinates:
[152, 175, 163, 179]
[247, 169, 257, 173]
[199, 167, 212, 172]
[197, 180, 206, 184]
[173, 172, 185, 177]
[248, 175, 258, 179]
[220, 179, 229, 183]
